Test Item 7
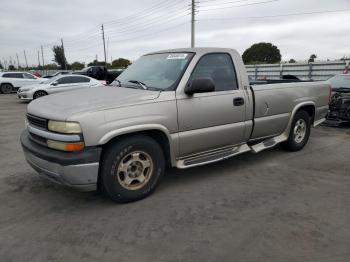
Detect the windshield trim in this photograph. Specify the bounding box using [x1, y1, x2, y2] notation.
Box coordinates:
[113, 52, 195, 91]
[147, 52, 195, 91]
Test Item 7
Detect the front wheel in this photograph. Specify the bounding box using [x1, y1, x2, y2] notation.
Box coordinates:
[100, 135, 165, 203]
[33, 90, 48, 99]
[281, 110, 311, 151]
[0, 83, 13, 94]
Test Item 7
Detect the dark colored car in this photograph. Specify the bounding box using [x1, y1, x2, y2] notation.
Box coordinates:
[326, 74, 350, 125]
[73, 66, 123, 84]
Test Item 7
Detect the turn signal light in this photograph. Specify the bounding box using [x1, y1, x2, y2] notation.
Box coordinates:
[47, 140, 85, 152]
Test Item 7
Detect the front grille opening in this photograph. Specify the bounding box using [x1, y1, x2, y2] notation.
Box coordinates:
[27, 114, 47, 130]
[28, 132, 47, 146]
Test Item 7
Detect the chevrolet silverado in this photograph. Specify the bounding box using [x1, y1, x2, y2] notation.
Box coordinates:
[20, 48, 330, 202]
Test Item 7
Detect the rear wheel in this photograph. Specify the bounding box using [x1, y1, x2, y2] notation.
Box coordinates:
[0, 83, 13, 94]
[281, 110, 311, 151]
[33, 90, 48, 99]
[100, 135, 165, 203]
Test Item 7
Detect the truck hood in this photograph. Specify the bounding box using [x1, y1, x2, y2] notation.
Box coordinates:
[27, 86, 160, 120]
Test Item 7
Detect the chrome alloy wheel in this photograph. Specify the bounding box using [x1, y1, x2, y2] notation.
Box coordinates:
[116, 151, 153, 190]
[293, 119, 307, 143]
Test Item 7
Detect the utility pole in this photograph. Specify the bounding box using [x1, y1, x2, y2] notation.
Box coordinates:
[41, 45, 45, 71]
[101, 24, 107, 67]
[16, 53, 20, 69]
[61, 38, 67, 70]
[191, 0, 196, 48]
[106, 37, 109, 64]
[23, 50, 28, 69]
[37, 50, 41, 69]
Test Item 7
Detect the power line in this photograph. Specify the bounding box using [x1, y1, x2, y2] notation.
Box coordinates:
[198, 8, 350, 21]
[108, 21, 189, 45]
[200, 0, 251, 5]
[199, 0, 279, 11]
[104, 0, 187, 25]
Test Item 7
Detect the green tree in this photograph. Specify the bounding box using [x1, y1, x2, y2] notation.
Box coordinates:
[52, 45, 68, 69]
[70, 61, 85, 70]
[8, 65, 16, 70]
[308, 54, 317, 63]
[44, 63, 59, 70]
[242, 42, 281, 64]
[0, 62, 3, 69]
[111, 58, 132, 68]
[87, 59, 110, 67]
[289, 59, 296, 63]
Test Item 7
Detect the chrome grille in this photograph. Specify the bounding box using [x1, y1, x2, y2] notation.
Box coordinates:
[27, 114, 47, 130]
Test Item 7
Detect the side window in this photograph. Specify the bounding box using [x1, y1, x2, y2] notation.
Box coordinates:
[3, 73, 23, 78]
[190, 53, 238, 91]
[23, 73, 36, 79]
[56, 76, 73, 85]
[72, 76, 90, 83]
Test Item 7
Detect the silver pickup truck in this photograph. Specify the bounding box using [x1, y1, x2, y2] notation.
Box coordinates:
[21, 48, 330, 202]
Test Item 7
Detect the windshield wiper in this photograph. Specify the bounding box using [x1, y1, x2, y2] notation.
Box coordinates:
[128, 80, 148, 90]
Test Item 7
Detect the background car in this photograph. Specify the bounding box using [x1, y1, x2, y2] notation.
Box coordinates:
[327, 74, 350, 90]
[43, 71, 70, 78]
[17, 74, 103, 101]
[73, 66, 124, 84]
[0, 72, 46, 94]
[326, 74, 350, 125]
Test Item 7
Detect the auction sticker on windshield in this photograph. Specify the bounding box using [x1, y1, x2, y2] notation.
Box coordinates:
[167, 54, 188, 60]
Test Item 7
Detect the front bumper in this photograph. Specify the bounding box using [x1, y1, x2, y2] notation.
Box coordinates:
[17, 91, 32, 101]
[21, 130, 102, 191]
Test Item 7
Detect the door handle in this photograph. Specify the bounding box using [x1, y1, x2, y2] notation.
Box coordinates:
[233, 97, 244, 106]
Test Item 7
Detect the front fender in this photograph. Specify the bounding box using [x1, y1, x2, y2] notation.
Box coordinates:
[98, 124, 178, 166]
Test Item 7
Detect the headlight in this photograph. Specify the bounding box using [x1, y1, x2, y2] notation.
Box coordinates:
[48, 120, 82, 134]
[47, 140, 85, 152]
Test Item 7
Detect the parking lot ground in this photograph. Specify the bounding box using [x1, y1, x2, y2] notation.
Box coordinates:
[0, 94, 349, 262]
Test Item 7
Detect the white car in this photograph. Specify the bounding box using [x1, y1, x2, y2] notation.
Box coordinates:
[17, 74, 104, 101]
[0, 72, 47, 94]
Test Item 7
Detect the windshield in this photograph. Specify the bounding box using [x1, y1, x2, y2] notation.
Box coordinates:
[112, 52, 194, 90]
[328, 75, 350, 89]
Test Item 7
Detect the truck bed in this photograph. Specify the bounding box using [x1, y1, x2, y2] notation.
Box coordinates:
[249, 81, 330, 140]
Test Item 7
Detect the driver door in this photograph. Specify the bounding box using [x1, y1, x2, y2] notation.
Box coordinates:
[177, 53, 247, 157]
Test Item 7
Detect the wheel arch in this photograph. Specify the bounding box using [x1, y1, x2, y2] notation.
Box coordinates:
[99, 125, 177, 167]
[282, 102, 315, 139]
[0, 82, 14, 86]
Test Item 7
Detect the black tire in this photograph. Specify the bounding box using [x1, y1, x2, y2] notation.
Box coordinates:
[0, 83, 13, 94]
[100, 135, 165, 203]
[281, 110, 311, 151]
[33, 90, 48, 99]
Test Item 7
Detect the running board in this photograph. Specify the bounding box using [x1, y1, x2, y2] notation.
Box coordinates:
[249, 134, 288, 153]
[176, 144, 251, 169]
[176, 134, 289, 169]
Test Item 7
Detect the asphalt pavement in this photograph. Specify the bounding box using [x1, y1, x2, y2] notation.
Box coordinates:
[0, 94, 349, 262]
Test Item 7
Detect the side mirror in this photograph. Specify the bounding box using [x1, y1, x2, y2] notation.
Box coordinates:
[51, 81, 58, 86]
[185, 78, 215, 95]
